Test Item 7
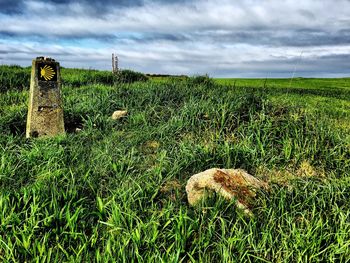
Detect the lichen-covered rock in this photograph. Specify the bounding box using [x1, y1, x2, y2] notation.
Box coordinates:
[186, 168, 268, 214]
[111, 110, 128, 120]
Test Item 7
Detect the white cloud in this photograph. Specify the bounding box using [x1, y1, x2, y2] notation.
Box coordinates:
[1, 0, 346, 34]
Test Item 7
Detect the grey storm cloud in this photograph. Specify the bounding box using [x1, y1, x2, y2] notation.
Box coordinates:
[0, 0, 188, 15]
[0, 0, 22, 14]
[0, 0, 349, 77]
[0, 0, 139, 14]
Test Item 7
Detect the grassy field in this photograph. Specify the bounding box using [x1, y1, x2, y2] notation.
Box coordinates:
[0, 67, 349, 262]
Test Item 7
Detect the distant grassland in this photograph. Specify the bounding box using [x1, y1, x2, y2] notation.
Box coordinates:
[0, 66, 349, 262]
[215, 77, 350, 89]
[215, 78, 350, 128]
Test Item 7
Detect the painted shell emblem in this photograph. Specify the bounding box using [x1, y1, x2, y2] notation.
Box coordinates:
[40, 65, 55, 81]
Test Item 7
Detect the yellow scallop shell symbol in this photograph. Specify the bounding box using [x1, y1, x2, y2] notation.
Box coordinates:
[40, 65, 55, 81]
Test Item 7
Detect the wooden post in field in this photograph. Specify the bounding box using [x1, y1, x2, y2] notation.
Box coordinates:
[112, 53, 119, 74]
[112, 53, 115, 73]
[26, 57, 65, 138]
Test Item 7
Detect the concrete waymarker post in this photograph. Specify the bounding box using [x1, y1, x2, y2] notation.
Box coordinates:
[26, 57, 65, 138]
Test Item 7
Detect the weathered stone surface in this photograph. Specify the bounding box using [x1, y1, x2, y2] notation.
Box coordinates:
[26, 57, 65, 138]
[111, 110, 128, 120]
[186, 168, 268, 214]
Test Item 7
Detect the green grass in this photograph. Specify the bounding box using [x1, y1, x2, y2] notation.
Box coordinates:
[0, 65, 148, 92]
[215, 77, 350, 90]
[0, 67, 349, 262]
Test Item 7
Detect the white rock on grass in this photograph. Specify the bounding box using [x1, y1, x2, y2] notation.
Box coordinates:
[111, 110, 128, 120]
[186, 168, 268, 215]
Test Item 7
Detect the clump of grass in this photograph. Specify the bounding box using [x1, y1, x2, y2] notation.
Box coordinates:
[187, 74, 215, 86]
[114, 69, 149, 83]
[62, 68, 148, 87]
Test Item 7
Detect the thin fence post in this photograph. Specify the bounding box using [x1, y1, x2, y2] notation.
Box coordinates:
[112, 53, 115, 73]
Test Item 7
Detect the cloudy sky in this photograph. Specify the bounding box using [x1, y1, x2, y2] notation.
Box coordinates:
[0, 0, 349, 77]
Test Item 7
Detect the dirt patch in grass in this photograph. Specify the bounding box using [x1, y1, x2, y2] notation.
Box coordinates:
[160, 179, 182, 202]
[257, 161, 325, 187]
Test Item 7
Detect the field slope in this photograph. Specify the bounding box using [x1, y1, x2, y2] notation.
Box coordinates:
[0, 68, 350, 262]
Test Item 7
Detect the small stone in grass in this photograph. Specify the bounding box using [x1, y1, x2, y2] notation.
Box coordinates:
[112, 110, 128, 120]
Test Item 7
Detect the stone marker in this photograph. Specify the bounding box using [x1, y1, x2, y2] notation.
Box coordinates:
[111, 110, 128, 120]
[26, 57, 65, 138]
